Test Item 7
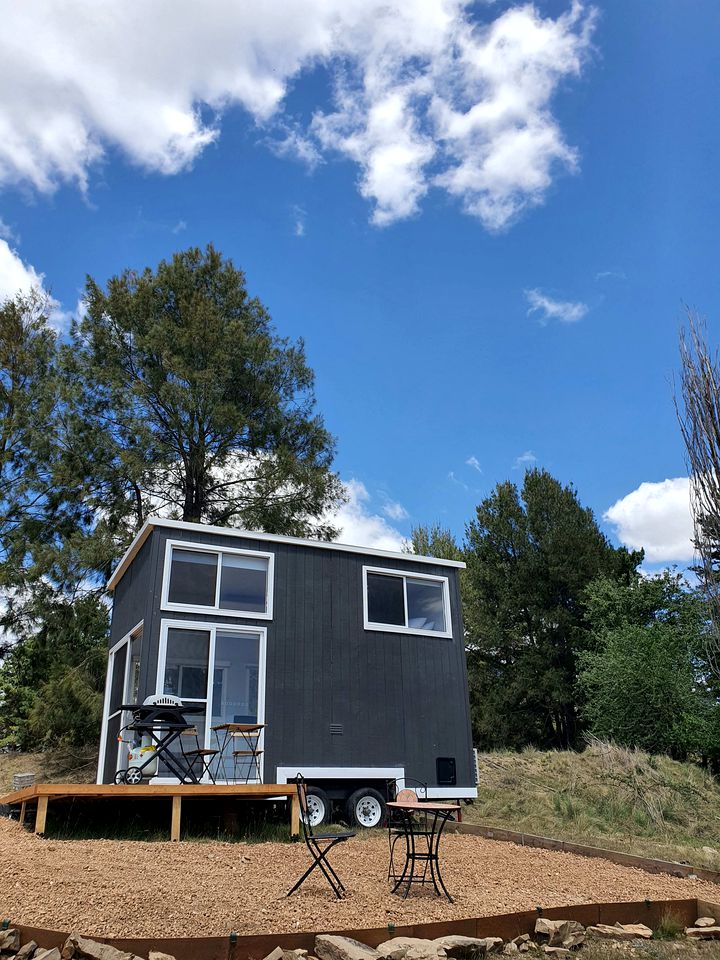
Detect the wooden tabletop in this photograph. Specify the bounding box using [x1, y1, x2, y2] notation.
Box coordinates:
[211, 722, 265, 733]
[387, 801, 461, 812]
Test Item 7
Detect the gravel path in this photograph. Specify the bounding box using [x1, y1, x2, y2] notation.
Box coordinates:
[1, 818, 717, 938]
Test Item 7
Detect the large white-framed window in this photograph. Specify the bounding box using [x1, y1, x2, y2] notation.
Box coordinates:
[161, 539, 274, 619]
[362, 566, 452, 638]
[155, 618, 267, 783]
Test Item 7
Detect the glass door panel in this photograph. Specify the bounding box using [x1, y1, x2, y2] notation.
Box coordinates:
[211, 629, 262, 782]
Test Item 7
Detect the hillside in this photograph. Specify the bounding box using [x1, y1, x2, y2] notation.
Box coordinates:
[467, 739, 720, 871]
[0, 750, 96, 794]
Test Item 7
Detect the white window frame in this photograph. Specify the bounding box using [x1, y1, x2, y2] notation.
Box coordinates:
[362, 566, 452, 638]
[161, 539, 274, 620]
[156, 618, 267, 783]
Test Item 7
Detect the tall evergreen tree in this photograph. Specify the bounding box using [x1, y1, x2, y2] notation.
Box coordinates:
[464, 469, 641, 750]
[56, 244, 344, 581]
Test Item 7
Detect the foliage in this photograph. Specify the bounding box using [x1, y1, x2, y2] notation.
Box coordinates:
[408, 523, 463, 561]
[0, 591, 108, 749]
[64, 244, 343, 568]
[0, 292, 59, 599]
[463, 469, 641, 750]
[579, 573, 720, 761]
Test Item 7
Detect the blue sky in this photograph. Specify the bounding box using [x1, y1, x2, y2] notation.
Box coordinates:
[1, 0, 717, 567]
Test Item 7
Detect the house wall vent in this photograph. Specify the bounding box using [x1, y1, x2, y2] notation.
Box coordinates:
[330, 724, 344, 735]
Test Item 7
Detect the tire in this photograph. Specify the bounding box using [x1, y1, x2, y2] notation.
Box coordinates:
[114, 769, 128, 785]
[346, 788, 386, 829]
[303, 786, 330, 827]
[124, 767, 143, 785]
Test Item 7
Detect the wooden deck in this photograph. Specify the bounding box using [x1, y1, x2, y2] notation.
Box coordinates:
[0, 783, 300, 842]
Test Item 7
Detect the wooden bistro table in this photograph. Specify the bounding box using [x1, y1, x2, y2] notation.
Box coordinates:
[386, 800, 460, 902]
[211, 722, 265, 783]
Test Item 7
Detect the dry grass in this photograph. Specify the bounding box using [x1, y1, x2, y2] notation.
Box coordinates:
[466, 740, 720, 871]
[583, 939, 720, 960]
[0, 749, 97, 794]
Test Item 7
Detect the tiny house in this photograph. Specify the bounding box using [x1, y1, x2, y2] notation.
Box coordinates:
[98, 517, 476, 825]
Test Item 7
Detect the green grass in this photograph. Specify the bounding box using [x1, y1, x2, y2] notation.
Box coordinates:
[466, 739, 720, 870]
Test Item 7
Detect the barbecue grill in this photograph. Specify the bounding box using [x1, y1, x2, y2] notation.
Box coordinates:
[115, 697, 205, 785]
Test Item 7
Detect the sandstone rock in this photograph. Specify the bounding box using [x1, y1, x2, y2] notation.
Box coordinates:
[263, 949, 285, 960]
[512, 937, 530, 947]
[378, 938, 445, 960]
[34, 951, 62, 960]
[316, 936, 381, 960]
[61, 934, 138, 960]
[502, 943, 518, 956]
[534, 920, 585, 949]
[518, 946, 530, 953]
[685, 927, 720, 940]
[433, 937, 502, 959]
[0, 928, 20, 952]
[16, 941, 38, 960]
[586, 924, 652, 941]
[148, 952, 177, 960]
[542, 948, 571, 956]
[695, 918, 716, 927]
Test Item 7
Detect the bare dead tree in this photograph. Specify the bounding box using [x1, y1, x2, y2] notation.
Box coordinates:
[676, 311, 720, 678]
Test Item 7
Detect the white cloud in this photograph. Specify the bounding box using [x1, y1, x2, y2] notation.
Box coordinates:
[0, 1, 595, 230]
[382, 498, 410, 521]
[330, 479, 407, 551]
[292, 205, 306, 238]
[525, 288, 588, 324]
[513, 450, 537, 469]
[595, 269, 626, 281]
[172, 220, 187, 234]
[466, 455, 482, 473]
[604, 477, 694, 564]
[0, 239, 45, 301]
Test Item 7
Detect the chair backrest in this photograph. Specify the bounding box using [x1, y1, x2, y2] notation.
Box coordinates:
[293, 773, 315, 842]
[387, 777, 428, 802]
[395, 788, 418, 804]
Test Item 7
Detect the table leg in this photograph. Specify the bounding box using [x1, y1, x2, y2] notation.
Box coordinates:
[429, 811, 454, 902]
[171, 795, 182, 841]
[35, 796, 49, 835]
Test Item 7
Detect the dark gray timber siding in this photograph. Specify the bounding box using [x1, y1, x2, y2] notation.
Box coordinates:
[105, 526, 474, 789]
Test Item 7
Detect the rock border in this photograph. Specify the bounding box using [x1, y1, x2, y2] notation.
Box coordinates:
[5, 898, 719, 960]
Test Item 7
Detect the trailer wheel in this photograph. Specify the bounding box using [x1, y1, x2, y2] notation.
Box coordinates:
[346, 788, 386, 828]
[304, 787, 330, 827]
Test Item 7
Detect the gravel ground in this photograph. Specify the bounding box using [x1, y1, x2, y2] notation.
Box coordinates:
[1, 817, 718, 938]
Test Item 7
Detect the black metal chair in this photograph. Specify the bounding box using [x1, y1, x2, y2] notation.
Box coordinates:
[286, 774, 355, 899]
[386, 777, 429, 881]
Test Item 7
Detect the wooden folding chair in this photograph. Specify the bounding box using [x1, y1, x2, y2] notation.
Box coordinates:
[180, 727, 218, 783]
[286, 774, 355, 899]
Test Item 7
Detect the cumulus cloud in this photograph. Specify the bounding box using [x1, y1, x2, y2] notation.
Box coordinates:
[0, 1, 595, 230]
[0, 239, 46, 301]
[525, 288, 588, 324]
[330, 479, 407, 551]
[604, 477, 694, 564]
[466, 455, 482, 473]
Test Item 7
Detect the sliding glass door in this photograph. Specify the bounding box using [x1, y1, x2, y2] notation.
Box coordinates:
[157, 621, 266, 782]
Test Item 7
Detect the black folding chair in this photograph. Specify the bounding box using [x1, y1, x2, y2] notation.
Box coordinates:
[286, 774, 355, 899]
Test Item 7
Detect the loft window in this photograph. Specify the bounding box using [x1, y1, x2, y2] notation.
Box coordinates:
[363, 567, 450, 637]
[164, 542, 273, 618]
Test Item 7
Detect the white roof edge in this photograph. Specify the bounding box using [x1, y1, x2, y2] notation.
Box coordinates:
[107, 516, 466, 590]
